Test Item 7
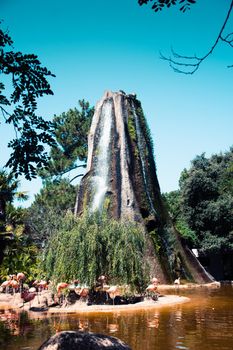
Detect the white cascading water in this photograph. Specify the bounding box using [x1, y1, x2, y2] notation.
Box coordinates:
[132, 105, 156, 215]
[91, 100, 112, 212]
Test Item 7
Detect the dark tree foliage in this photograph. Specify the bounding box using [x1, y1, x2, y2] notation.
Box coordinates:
[26, 179, 77, 245]
[39, 100, 93, 182]
[164, 148, 233, 252]
[0, 170, 28, 263]
[162, 190, 198, 246]
[0, 23, 55, 179]
[179, 148, 233, 252]
[138, 0, 196, 13]
[0, 203, 39, 279]
[0, 169, 27, 229]
[162, 190, 181, 221]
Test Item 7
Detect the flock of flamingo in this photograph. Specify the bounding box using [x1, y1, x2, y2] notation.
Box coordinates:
[0, 273, 181, 306]
[0, 273, 26, 293]
[0, 273, 125, 306]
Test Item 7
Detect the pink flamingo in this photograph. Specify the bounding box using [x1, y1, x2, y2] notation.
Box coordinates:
[17, 272, 25, 281]
[21, 290, 36, 308]
[17, 272, 26, 292]
[56, 282, 69, 295]
[1, 279, 11, 293]
[57, 282, 69, 305]
[146, 283, 158, 293]
[174, 277, 181, 293]
[37, 280, 48, 292]
[146, 277, 160, 299]
[151, 277, 160, 285]
[174, 277, 181, 285]
[106, 286, 120, 305]
[32, 279, 39, 286]
[10, 279, 19, 294]
[57, 282, 68, 295]
[78, 286, 89, 298]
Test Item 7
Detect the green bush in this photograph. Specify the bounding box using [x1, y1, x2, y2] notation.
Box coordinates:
[42, 211, 148, 291]
[0, 231, 40, 281]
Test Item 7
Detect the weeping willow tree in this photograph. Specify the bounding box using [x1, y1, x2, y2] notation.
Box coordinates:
[42, 211, 149, 291]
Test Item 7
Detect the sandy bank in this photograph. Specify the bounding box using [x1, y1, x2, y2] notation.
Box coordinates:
[0, 293, 189, 315]
[47, 295, 190, 315]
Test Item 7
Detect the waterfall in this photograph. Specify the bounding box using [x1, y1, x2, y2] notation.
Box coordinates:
[91, 100, 112, 212]
[132, 104, 156, 215]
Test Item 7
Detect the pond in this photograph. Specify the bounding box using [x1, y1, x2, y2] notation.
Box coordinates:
[0, 285, 233, 350]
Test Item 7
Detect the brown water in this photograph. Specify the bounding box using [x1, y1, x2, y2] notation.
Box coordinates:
[0, 285, 233, 350]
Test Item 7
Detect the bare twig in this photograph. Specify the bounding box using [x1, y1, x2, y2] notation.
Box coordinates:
[0, 106, 19, 138]
[161, 0, 233, 74]
[0, 105, 10, 120]
[220, 32, 233, 48]
[69, 173, 84, 183]
[60, 164, 86, 177]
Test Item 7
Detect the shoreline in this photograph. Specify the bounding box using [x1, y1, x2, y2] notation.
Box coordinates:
[0, 294, 190, 315]
[0, 282, 220, 315]
[47, 295, 190, 315]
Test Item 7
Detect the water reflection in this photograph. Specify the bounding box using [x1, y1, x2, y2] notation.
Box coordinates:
[0, 286, 233, 350]
[0, 309, 32, 336]
[147, 311, 159, 329]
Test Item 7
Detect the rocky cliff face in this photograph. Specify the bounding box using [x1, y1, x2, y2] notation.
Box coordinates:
[75, 91, 214, 284]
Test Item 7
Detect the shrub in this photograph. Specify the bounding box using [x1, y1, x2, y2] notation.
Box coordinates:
[42, 211, 148, 291]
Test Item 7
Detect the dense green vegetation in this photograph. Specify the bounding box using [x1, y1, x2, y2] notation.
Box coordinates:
[39, 100, 93, 182]
[0, 195, 39, 280]
[0, 170, 27, 229]
[164, 148, 233, 253]
[27, 179, 77, 246]
[0, 170, 29, 265]
[162, 190, 198, 246]
[0, 175, 76, 280]
[0, 223, 39, 281]
[42, 211, 148, 291]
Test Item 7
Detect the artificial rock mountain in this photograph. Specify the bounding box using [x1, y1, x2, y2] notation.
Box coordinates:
[75, 91, 214, 284]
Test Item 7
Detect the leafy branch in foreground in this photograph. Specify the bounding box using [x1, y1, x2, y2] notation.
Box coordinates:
[138, 0, 196, 13]
[0, 23, 55, 179]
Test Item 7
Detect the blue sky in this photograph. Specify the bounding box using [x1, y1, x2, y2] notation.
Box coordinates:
[1, 0, 233, 205]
